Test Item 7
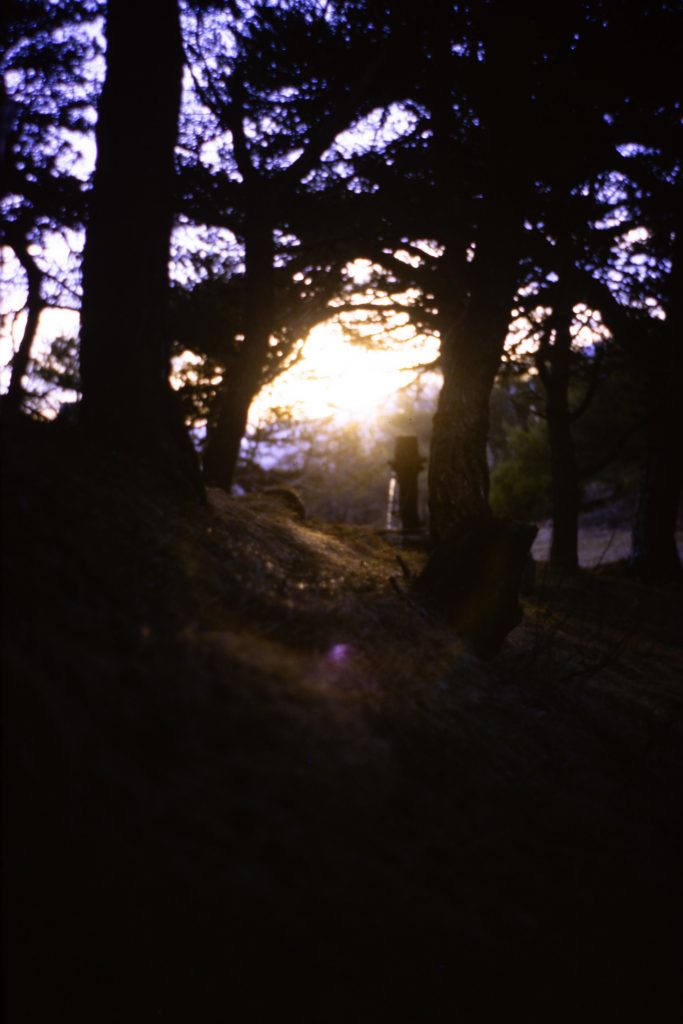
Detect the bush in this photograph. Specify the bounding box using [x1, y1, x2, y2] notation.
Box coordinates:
[489, 423, 550, 521]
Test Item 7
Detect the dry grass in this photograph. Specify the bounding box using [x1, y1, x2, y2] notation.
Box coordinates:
[3, 421, 682, 1022]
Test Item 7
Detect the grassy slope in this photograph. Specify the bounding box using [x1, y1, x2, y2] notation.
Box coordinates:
[3, 421, 683, 1022]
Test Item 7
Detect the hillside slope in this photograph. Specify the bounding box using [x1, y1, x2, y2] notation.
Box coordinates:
[3, 420, 682, 1022]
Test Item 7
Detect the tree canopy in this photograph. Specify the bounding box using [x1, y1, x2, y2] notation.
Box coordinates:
[1, 0, 680, 574]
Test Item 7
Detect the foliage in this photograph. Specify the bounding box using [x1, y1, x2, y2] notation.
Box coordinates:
[489, 420, 551, 522]
[21, 332, 80, 418]
[572, 346, 644, 492]
[1, 0, 102, 298]
[490, 338, 645, 523]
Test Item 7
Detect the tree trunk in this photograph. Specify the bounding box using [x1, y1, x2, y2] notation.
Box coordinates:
[547, 405, 580, 571]
[630, 231, 682, 582]
[542, 307, 580, 572]
[4, 237, 41, 416]
[203, 369, 256, 491]
[631, 400, 682, 581]
[202, 213, 274, 490]
[79, 0, 201, 492]
[629, 340, 682, 582]
[391, 436, 425, 531]
[428, 231, 519, 544]
[421, 222, 538, 654]
[429, 324, 500, 543]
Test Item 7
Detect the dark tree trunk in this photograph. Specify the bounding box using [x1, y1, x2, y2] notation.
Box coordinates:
[547, 406, 580, 571]
[428, 230, 519, 544]
[4, 236, 41, 416]
[202, 213, 274, 490]
[429, 322, 501, 543]
[391, 436, 425, 531]
[203, 369, 256, 491]
[419, 298, 540, 654]
[631, 399, 682, 581]
[79, 0, 201, 492]
[421, 219, 538, 654]
[630, 231, 682, 582]
[540, 303, 580, 572]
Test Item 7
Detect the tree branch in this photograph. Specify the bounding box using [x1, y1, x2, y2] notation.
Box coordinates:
[277, 46, 396, 195]
[569, 346, 605, 423]
[3, 227, 43, 414]
[579, 423, 639, 480]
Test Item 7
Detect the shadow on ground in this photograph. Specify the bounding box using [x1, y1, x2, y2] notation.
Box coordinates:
[3, 421, 682, 1021]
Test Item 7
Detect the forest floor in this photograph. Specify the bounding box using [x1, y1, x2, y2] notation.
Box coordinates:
[3, 419, 683, 1023]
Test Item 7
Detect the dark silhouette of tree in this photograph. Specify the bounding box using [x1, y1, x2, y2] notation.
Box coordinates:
[179, 1, 399, 489]
[610, 20, 682, 580]
[550, 71, 682, 580]
[512, 217, 619, 572]
[3, 0, 679, 584]
[169, 264, 341, 456]
[79, 0, 201, 492]
[2, 221, 42, 415]
[535, 298, 583, 572]
[528, 2, 681, 575]
[288, 2, 595, 543]
[1, 1, 98, 414]
[628, 211, 682, 581]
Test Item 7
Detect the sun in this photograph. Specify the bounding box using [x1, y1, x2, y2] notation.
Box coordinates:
[249, 322, 440, 427]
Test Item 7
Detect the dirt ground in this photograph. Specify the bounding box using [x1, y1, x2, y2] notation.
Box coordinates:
[3, 423, 683, 1022]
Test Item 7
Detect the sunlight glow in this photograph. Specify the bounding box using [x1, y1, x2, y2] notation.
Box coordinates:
[249, 322, 440, 427]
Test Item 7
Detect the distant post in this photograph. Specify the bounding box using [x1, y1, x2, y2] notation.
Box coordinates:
[390, 436, 426, 531]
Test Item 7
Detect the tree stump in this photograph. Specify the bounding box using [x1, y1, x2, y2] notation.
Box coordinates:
[413, 515, 538, 656]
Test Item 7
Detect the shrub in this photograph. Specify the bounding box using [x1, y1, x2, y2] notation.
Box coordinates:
[489, 423, 550, 521]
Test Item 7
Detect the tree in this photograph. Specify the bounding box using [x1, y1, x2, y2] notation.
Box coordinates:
[6, 0, 677, 587]
[629, 225, 682, 581]
[612, 42, 683, 580]
[558, 129, 683, 580]
[168, 237, 343, 469]
[535, 0, 682, 578]
[1, 1, 98, 415]
[179, 1, 400, 490]
[511, 266, 615, 572]
[79, 0, 201, 492]
[290, 1, 592, 544]
[2, 220, 42, 415]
